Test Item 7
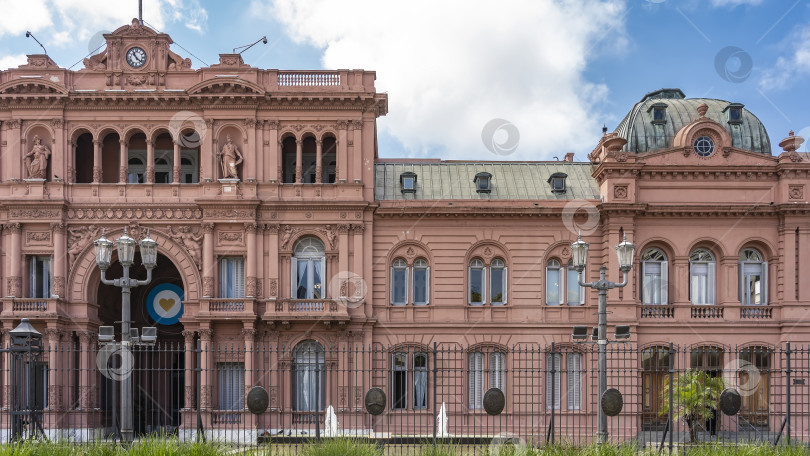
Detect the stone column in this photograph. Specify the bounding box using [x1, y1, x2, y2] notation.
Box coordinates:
[6, 223, 21, 297]
[146, 139, 155, 183]
[78, 332, 93, 409]
[336, 121, 348, 182]
[202, 223, 214, 298]
[51, 119, 64, 182]
[315, 139, 323, 183]
[241, 327, 256, 403]
[92, 139, 102, 183]
[266, 225, 279, 301]
[199, 328, 214, 409]
[173, 140, 181, 183]
[351, 120, 362, 182]
[51, 222, 66, 299]
[338, 224, 350, 297]
[182, 330, 196, 409]
[44, 328, 62, 410]
[245, 223, 258, 297]
[266, 121, 279, 182]
[245, 119, 256, 181]
[295, 139, 303, 183]
[201, 119, 213, 181]
[119, 139, 128, 183]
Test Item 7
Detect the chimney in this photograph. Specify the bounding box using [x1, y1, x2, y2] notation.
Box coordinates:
[564, 152, 575, 163]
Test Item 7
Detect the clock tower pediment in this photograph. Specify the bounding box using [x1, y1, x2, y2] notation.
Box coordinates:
[81, 18, 192, 76]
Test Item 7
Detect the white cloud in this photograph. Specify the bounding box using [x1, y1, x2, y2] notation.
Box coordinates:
[709, 0, 763, 7]
[0, 54, 29, 71]
[259, 0, 628, 161]
[760, 28, 810, 91]
[0, 0, 207, 47]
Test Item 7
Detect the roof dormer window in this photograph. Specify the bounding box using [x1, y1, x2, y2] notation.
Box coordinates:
[547, 172, 567, 194]
[649, 103, 668, 125]
[724, 103, 744, 125]
[400, 171, 417, 194]
[474, 172, 492, 193]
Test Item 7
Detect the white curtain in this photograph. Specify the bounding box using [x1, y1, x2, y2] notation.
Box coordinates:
[297, 260, 309, 299]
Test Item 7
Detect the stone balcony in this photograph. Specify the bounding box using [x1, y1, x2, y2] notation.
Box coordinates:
[0, 298, 66, 320]
[196, 298, 256, 322]
[262, 298, 351, 329]
[637, 303, 779, 322]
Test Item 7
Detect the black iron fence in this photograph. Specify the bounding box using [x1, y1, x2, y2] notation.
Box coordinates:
[0, 340, 808, 453]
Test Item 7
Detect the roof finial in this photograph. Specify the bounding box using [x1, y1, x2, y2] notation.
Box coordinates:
[697, 102, 708, 118]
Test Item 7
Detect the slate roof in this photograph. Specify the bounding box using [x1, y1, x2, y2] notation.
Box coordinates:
[374, 162, 599, 201]
[614, 89, 771, 155]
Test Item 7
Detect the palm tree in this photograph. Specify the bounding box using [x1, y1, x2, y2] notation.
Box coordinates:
[660, 370, 724, 443]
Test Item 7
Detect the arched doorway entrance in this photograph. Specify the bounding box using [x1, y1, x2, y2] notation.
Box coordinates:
[97, 252, 186, 433]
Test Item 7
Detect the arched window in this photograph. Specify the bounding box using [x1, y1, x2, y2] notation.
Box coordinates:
[293, 340, 326, 412]
[281, 136, 297, 183]
[468, 350, 506, 410]
[490, 258, 507, 305]
[390, 258, 408, 306]
[391, 351, 429, 411]
[739, 248, 767, 305]
[546, 259, 563, 305]
[567, 262, 584, 305]
[641, 248, 668, 305]
[128, 155, 145, 183]
[468, 259, 485, 305]
[689, 249, 715, 305]
[413, 258, 430, 306]
[545, 351, 582, 411]
[292, 237, 326, 299]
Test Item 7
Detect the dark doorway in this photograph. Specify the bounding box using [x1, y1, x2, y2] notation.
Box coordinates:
[97, 252, 186, 433]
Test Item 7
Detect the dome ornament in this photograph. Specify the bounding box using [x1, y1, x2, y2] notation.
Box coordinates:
[697, 102, 708, 118]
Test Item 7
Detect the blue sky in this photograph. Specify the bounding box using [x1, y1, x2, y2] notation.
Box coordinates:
[1, 0, 808, 160]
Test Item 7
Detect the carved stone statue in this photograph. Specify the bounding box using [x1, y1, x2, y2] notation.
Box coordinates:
[68, 225, 98, 267]
[170, 225, 203, 269]
[217, 135, 243, 179]
[24, 135, 50, 179]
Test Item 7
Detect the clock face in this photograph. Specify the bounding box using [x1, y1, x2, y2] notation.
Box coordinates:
[126, 47, 147, 68]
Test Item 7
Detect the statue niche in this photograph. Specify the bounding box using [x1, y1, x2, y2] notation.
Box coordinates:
[217, 134, 243, 180]
[24, 135, 51, 180]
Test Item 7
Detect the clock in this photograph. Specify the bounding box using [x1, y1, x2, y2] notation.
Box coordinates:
[126, 47, 147, 68]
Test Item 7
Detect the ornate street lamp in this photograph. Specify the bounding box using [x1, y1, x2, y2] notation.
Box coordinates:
[94, 227, 157, 442]
[571, 233, 635, 444]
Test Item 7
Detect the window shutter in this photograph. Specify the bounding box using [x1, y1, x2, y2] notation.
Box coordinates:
[490, 353, 505, 392]
[661, 260, 668, 305]
[482, 268, 487, 305]
[291, 257, 298, 299]
[219, 259, 227, 298]
[546, 354, 561, 410]
[389, 266, 395, 304]
[426, 267, 430, 305]
[738, 260, 744, 304]
[762, 261, 768, 305]
[235, 258, 245, 298]
[567, 353, 581, 410]
[502, 267, 508, 304]
[469, 353, 484, 409]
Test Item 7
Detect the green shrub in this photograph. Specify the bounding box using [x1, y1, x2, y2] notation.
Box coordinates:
[300, 437, 381, 456]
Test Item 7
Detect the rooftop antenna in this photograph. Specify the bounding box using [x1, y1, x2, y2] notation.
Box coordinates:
[25, 31, 47, 55]
[233, 36, 268, 54]
[139, 0, 143, 25]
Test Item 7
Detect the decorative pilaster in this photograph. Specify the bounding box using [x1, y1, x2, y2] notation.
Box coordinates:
[202, 222, 214, 297]
[6, 223, 21, 297]
[182, 330, 196, 409]
[51, 222, 66, 297]
[173, 140, 181, 183]
[119, 139, 128, 183]
[245, 222, 257, 297]
[199, 328, 214, 409]
[315, 139, 323, 183]
[146, 140, 155, 183]
[295, 139, 303, 183]
[92, 139, 102, 183]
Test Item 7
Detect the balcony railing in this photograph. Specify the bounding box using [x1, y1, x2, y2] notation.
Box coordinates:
[691, 306, 724, 319]
[740, 305, 773, 319]
[1, 298, 62, 317]
[198, 298, 255, 318]
[263, 299, 351, 323]
[278, 71, 340, 87]
[640, 305, 675, 318]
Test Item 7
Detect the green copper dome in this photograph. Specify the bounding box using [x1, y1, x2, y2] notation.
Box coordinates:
[614, 89, 772, 155]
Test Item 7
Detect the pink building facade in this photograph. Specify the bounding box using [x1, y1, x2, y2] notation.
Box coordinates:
[0, 20, 807, 440]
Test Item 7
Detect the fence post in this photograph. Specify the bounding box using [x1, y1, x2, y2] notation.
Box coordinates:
[547, 342, 555, 445]
[668, 341, 674, 454]
[432, 341, 437, 449]
[785, 341, 791, 445]
[315, 346, 321, 442]
[196, 338, 204, 441]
